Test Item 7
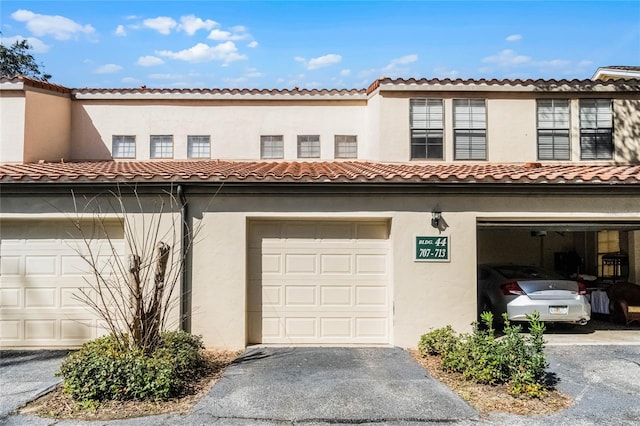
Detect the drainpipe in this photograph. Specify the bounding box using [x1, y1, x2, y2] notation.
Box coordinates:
[177, 184, 191, 332]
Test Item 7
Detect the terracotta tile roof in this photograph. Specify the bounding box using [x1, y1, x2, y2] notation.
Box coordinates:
[367, 77, 640, 94]
[72, 87, 367, 96]
[0, 76, 71, 94]
[1, 161, 640, 185]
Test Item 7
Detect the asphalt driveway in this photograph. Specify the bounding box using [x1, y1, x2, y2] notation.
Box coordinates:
[2, 345, 639, 425]
[191, 346, 478, 423]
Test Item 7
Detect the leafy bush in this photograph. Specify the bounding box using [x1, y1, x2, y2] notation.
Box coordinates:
[418, 325, 458, 356]
[419, 311, 549, 398]
[58, 331, 205, 402]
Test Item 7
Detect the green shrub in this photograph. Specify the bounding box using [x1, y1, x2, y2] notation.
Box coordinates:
[58, 331, 205, 402]
[420, 311, 549, 398]
[418, 325, 458, 356]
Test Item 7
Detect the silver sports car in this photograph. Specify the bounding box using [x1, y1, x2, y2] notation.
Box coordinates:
[477, 264, 591, 325]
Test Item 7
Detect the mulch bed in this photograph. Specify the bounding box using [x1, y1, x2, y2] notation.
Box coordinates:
[409, 349, 572, 417]
[19, 350, 240, 421]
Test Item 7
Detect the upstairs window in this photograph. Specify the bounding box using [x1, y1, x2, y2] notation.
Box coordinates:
[334, 135, 357, 159]
[453, 99, 486, 160]
[150, 135, 173, 159]
[112, 135, 136, 159]
[260, 135, 284, 159]
[188, 135, 211, 159]
[537, 99, 570, 160]
[297, 135, 320, 158]
[410, 99, 443, 160]
[580, 99, 613, 160]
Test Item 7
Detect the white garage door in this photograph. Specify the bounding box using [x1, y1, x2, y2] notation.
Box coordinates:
[248, 221, 391, 345]
[0, 219, 124, 348]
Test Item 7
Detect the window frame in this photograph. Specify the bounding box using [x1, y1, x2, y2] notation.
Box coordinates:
[536, 99, 570, 161]
[579, 99, 613, 160]
[409, 98, 444, 160]
[453, 99, 487, 161]
[334, 135, 358, 159]
[187, 135, 211, 159]
[112, 135, 136, 159]
[150, 135, 174, 159]
[260, 135, 284, 159]
[297, 135, 321, 159]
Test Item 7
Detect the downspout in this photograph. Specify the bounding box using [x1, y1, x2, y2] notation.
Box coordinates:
[177, 184, 191, 332]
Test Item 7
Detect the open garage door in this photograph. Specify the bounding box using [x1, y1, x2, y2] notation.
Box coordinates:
[476, 219, 640, 343]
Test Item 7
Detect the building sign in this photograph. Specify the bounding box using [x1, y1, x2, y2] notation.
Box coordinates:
[415, 236, 450, 262]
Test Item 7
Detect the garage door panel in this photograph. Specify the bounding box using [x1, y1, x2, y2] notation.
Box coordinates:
[285, 254, 317, 274]
[249, 220, 391, 344]
[320, 286, 352, 306]
[0, 220, 124, 347]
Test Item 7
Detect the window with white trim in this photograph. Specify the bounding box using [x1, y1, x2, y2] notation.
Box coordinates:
[112, 135, 136, 159]
[334, 135, 357, 158]
[453, 99, 486, 160]
[187, 135, 211, 158]
[150, 135, 173, 159]
[580, 99, 613, 160]
[537, 99, 570, 160]
[260, 135, 284, 159]
[297, 135, 320, 158]
[410, 99, 443, 159]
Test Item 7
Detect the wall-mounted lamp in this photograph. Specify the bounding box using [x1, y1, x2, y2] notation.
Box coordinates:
[431, 211, 449, 232]
[431, 211, 442, 229]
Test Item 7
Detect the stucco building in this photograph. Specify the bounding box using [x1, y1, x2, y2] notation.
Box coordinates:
[1, 68, 639, 349]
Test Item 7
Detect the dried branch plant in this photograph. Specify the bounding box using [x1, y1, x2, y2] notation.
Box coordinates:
[68, 184, 196, 353]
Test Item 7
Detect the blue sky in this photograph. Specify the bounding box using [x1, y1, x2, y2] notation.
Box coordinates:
[1, 1, 639, 89]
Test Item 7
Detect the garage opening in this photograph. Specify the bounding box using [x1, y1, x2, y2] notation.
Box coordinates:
[247, 220, 391, 345]
[0, 219, 125, 348]
[477, 220, 640, 336]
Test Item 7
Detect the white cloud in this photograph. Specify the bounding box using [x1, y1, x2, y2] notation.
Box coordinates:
[482, 49, 531, 66]
[245, 68, 264, 78]
[247, 41, 259, 48]
[121, 77, 139, 84]
[179, 15, 218, 35]
[136, 55, 164, 66]
[143, 16, 177, 35]
[11, 9, 95, 40]
[433, 67, 460, 79]
[297, 54, 342, 70]
[0, 35, 50, 53]
[207, 29, 249, 41]
[94, 64, 123, 74]
[340, 69, 351, 77]
[149, 73, 184, 80]
[156, 41, 247, 64]
[506, 34, 522, 42]
[115, 25, 126, 36]
[382, 54, 418, 72]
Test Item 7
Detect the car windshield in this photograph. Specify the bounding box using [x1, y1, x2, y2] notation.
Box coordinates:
[494, 265, 565, 280]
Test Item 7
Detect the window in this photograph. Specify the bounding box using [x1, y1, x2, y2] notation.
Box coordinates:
[410, 99, 443, 159]
[297, 135, 320, 158]
[188, 135, 211, 158]
[334, 135, 357, 158]
[260, 135, 284, 159]
[150, 135, 173, 159]
[580, 99, 613, 160]
[112, 135, 136, 159]
[537, 99, 570, 160]
[453, 99, 486, 160]
[597, 230, 620, 278]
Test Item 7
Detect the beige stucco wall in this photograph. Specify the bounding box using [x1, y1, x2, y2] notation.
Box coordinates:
[23, 90, 71, 163]
[373, 92, 639, 164]
[614, 99, 640, 163]
[0, 92, 26, 163]
[3, 190, 640, 350]
[70, 100, 367, 161]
